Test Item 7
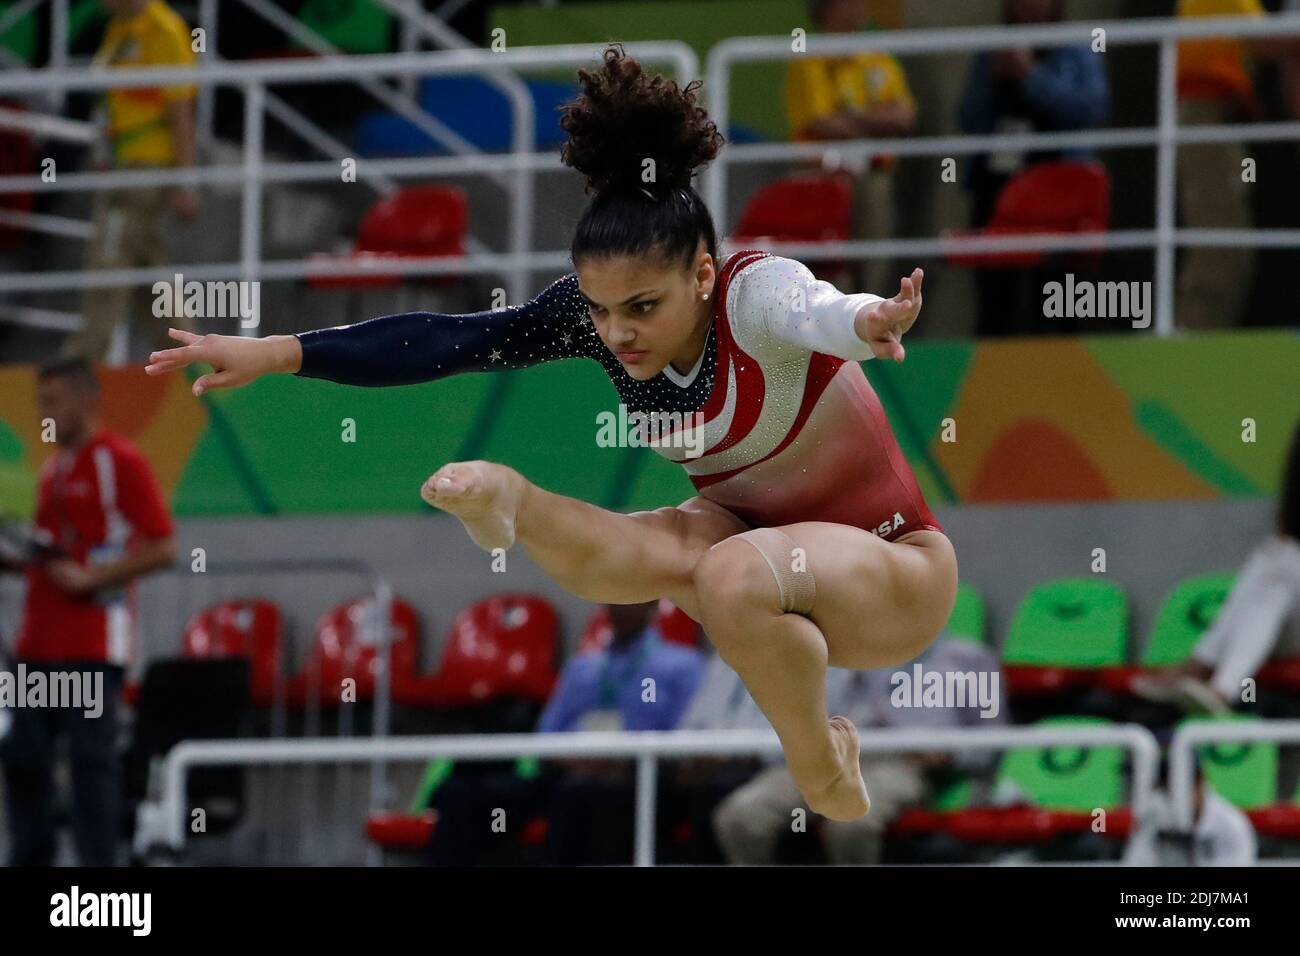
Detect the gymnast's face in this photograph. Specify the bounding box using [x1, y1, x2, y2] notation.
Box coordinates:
[576, 244, 716, 381]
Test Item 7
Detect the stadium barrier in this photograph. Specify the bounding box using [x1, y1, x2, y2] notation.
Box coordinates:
[703, 13, 1300, 337]
[157, 722, 1161, 867]
[0, 42, 699, 310]
[1, 17, 1299, 335]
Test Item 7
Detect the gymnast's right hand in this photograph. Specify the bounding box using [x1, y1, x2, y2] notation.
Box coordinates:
[145, 328, 303, 396]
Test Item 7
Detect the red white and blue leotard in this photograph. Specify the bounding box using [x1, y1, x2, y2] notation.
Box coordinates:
[294, 250, 942, 541]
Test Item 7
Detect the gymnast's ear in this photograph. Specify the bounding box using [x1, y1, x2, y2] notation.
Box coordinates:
[692, 240, 716, 300]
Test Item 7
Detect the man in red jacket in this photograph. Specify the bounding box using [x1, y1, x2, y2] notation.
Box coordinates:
[0, 356, 176, 865]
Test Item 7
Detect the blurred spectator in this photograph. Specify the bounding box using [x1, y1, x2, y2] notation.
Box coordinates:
[713, 637, 1006, 865]
[64, 0, 199, 362]
[0, 357, 176, 866]
[957, 0, 1110, 337]
[661, 646, 769, 863]
[1124, 766, 1257, 865]
[1135, 419, 1300, 714]
[424, 601, 704, 866]
[1174, 0, 1265, 331]
[785, 0, 917, 295]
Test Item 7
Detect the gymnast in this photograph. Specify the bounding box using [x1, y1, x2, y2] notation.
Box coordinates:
[146, 44, 958, 822]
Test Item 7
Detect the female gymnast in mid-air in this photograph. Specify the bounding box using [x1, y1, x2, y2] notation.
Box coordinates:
[146, 45, 957, 822]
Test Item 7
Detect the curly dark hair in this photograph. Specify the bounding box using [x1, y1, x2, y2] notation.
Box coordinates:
[559, 44, 724, 269]
[561, 44, 722, 194]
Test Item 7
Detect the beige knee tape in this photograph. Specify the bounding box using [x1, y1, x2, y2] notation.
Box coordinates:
[735, 527, 816, 617]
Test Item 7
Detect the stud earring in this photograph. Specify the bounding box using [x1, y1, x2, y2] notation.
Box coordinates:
[702, 292, 710, 301]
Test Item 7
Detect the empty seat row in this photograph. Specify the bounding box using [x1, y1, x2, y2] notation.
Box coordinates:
[171, 592, 700, 712]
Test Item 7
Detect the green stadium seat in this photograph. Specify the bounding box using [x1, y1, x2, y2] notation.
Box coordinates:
[295, 0, 392, 56]
[69, 0, 105, 46]
[929, 777, 974, 812]
[0, 1, 37, 64]
[1002, 578, 1128, 696]
[944, 582, 986, 645]
[1181, 714, 1300, 840]
[1190, 714, 1275, 809]
[995, 716, 1125, 812]
[1100, 572, 1234, 697]
[1145, 573, 1235, 666]
[889, 717, 1132, 846]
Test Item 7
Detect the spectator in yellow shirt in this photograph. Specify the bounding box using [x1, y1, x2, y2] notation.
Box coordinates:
[1173, 0, 1266, 331]
[1174, 1, 1300, 330]
[67, 0, 198, 362]
[784, 0, 917, 295]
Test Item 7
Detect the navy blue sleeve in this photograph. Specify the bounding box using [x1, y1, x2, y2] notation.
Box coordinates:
[293, 272, 600, 386]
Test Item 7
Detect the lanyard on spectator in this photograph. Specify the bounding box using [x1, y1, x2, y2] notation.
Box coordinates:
[596, 632, 656, 709]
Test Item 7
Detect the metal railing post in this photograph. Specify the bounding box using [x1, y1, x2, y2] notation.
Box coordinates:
[703, 45, 731, 230]
[634, 753, 659, 867]
[240, 81, 264, 334]
[1154, 36, 1179, 337]
[369, 579, 395, 816]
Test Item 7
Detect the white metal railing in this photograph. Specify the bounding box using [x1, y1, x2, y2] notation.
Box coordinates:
[1169, 720, 1300, 835]
[192, 0, 401, 198]
[158, 723, 1160, 867]
[704, 13, 1300, 337]
[194, 0, 534, 204]
[0, 42, 698, 311]
[1, 18, 1297, 335]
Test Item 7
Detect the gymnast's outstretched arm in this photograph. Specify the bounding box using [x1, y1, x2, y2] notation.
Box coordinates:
[144, 273, 597, 395]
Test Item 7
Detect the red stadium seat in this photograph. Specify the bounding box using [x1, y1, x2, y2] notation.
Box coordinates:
[731, 172, 854, 281]
[734, 173, 853, 243]
[284, 595, 421, 709]
[308, 185, 468, 289]
[182, 599, 284, 707]
[365, 810, 437, 849]
[393, 593, 559, 709]
[519, 816, 549, 846]
[1246, 804, 1300, 839]
[945, 806, 1062, 844]
[1002, 665, 1094, 697]
[577, 598, 702, 654]
[887, 805, 1133, 843]
[363, 811, 553, 853]
[1098, 658, 1300, 699]
[888, 807, 950, 837]
[945, 161, 1111, 268]
[1097, 664, 1145, 697]
[1257, 657, 1300, 695]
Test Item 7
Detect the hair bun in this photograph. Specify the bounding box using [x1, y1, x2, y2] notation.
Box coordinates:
[560, 43, 724, 195]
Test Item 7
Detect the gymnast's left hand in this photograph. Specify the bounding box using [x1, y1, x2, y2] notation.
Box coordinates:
[854, 267, 923, 362]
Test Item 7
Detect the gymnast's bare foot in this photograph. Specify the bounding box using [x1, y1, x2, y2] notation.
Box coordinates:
[803, 716, 872, 822]
[421, 460, 524, 551]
